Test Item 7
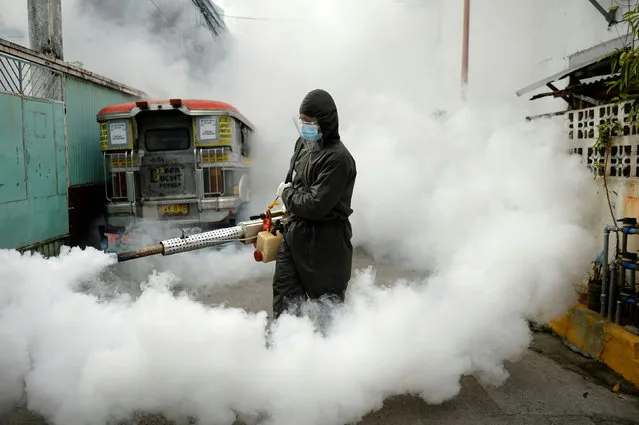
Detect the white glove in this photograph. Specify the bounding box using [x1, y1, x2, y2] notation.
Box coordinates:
[277, 182, 292, 197]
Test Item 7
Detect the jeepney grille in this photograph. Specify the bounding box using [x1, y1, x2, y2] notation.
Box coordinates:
[105, 152, 139, 202]
[203, 168, 227, 196]
[198, 147, 231, 197]
[110, 172, 128, 201]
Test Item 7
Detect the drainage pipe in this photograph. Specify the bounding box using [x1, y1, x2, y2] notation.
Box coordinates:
[602, 225, 618, 317]
[631, 267, 636, 323]
[608, 260, 618, 322]
[621, 258, 638, 324]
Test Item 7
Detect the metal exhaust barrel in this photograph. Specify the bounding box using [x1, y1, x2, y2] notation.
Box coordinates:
[115, 211, 287, 263]
[116, 244, 164, 263]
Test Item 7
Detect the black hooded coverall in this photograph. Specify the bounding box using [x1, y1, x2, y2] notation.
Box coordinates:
[272, 89, 357, 319]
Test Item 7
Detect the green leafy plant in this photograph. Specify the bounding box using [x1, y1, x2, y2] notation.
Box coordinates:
[594, 5, 639, 171]
[592, 116, 623, 172]
[606, 7, 639, 119]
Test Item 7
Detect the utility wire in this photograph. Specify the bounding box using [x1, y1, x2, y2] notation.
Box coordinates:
[146, 0, 225, 48]
[222, 14, 271, 20]
[220, 13, 295, 21]
[148, 0, 171, 22]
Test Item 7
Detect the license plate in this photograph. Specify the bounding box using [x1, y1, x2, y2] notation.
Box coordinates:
[158, 204, 189, 215]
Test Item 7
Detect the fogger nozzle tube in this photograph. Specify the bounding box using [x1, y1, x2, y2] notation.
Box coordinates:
[116, 244, 164, 263]
[115, 213, 288, 263]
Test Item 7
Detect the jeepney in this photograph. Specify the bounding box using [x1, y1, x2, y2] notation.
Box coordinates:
[97, 99, 254, 252]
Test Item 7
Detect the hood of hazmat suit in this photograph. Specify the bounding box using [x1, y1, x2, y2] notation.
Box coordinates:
[272, 89, 357, 319]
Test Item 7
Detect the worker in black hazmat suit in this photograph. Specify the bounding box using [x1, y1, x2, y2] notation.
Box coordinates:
[272, 89, 357, 319]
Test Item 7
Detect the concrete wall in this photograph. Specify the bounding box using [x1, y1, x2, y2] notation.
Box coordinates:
[566, 103, 639, 259]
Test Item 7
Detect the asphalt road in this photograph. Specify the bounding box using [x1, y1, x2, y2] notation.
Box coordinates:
[2, 250, 639, 425]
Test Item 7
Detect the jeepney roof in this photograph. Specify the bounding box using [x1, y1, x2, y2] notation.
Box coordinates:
[97, 99, 254, 130]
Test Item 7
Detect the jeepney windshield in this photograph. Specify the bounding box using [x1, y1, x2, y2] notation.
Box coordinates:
[145, 127, 190, 151]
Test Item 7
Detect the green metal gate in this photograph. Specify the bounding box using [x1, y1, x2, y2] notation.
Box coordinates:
[0, 39, 142, 257]
[0, 53, 68, 255]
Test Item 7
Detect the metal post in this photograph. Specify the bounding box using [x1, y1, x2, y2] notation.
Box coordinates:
[602, 228, 612, 316]
[608, 260, 617, 322]
[621, 231, 629, 321]
[461, 0, 470, 100]
[27, 0, 64, 60]
[586, 0, 618, 26]
[631, 269, 636, 323]
[622, 232, 628, 257]
[17, 60, 24, 94]
[616, 299, 622, 324]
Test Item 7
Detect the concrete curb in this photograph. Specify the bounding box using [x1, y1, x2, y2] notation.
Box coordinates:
[549, 304, 639, 388]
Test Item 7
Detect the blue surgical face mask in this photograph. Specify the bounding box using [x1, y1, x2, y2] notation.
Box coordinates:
[300, 123, 322, 142]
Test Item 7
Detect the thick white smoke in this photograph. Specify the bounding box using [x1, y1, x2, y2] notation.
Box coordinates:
[0, 0, 610, 423]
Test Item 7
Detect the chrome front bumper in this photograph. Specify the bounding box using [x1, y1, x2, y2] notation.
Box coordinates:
[106, 195, 243, 225]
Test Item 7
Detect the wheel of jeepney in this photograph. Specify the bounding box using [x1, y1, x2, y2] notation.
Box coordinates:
[238, 174, 250, 203]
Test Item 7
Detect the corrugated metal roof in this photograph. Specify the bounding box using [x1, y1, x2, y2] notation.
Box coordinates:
[516, 34, 631, 97]
[568, 34, 632, 68]
[575, 74, 618, 86]
[516, 53, 618, 97]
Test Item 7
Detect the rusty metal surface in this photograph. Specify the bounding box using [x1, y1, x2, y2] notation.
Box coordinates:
[116, 244, 165, 262]
[16, 234, 70, 257]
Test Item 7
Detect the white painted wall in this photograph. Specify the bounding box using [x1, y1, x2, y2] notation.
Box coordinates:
[456, 0, 632, 114]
